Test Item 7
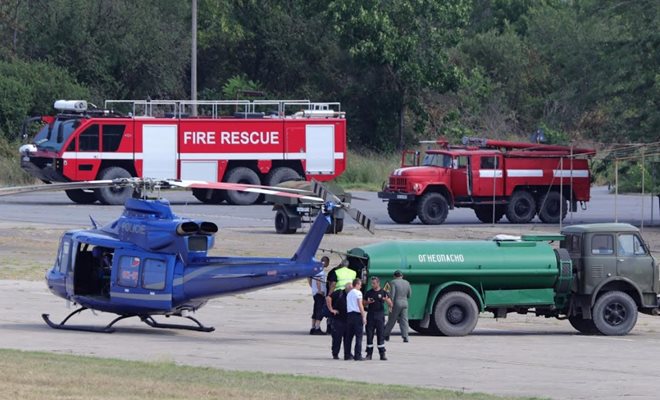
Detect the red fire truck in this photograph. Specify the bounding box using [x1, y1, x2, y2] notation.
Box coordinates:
[377, 137, 595, 224]
[19, 99, 346, 205]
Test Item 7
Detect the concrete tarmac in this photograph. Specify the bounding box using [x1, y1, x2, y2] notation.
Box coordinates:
[2, 279, 660, 400]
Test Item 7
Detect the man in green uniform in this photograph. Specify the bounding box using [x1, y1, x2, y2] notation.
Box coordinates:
[384, 270, 412, 342]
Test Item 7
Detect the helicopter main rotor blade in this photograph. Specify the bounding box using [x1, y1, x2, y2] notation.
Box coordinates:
[166, 180, 323, 202]
[0, 179, 135, 196]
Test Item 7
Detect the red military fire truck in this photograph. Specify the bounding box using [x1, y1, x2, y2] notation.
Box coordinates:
[19, 99, 347, 205]
[378, 137, 595, 224]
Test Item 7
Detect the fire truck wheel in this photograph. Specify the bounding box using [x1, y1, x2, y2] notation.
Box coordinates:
[192, 189, 225, 204]
[417, 193, 448, 225]
[94, 167, 133, 205]
[592, 291, 638, 336]
[225, 167, 261, 205]
[537, 191, 568, 223]
[387, 201, 417, 224]
[473, 205, 505, 223]
[266, 167, 301, 187]
[326, 217, 344, 234]
[505, 190, 536, 223]
[275, 209, 297, 234]
[431, 291, 479, 336]
[568, 315, 599, 335]
[65, 189, 97, 204]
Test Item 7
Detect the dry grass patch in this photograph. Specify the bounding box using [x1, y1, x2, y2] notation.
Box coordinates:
[0, 349, 545, 400]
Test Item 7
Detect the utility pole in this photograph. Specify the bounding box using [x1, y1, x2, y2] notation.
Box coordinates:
[191, 0, 198, 116]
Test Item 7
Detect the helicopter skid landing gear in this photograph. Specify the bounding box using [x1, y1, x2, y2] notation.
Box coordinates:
[141, 315, 215, 332]
[42, 307, 132, 333]
[42, 308, 215, 333]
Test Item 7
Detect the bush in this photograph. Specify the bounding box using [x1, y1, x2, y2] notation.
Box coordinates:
[0, 59, 90, 140]
[335, 150, 400, 190]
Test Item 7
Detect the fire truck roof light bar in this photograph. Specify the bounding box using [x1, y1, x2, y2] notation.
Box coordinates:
[54, 100, 88, 113]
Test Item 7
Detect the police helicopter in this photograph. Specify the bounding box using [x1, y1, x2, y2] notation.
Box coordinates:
[0, 178, 373, 333]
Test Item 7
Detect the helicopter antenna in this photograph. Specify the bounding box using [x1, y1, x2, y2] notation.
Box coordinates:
[318, 247, 368, 259]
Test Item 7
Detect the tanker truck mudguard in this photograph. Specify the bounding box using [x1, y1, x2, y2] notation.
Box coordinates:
[19, 99, 346, 205]
[346, 223, 659, 336]
[378, 137, 596, 224]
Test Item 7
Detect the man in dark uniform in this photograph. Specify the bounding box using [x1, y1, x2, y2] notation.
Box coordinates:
[326, 282, 351, 359]
[364, 276, 392, 360]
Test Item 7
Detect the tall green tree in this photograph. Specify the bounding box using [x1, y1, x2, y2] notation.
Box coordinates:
[16, 0, 190, 100]
[328, 0, 472, 149]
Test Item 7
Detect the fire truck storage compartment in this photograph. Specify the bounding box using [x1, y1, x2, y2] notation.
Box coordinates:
[142, 124, 178, 179]
[304, 125, 335, 174]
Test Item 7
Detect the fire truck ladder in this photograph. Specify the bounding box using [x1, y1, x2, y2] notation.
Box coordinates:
[104, 99, 345, 119]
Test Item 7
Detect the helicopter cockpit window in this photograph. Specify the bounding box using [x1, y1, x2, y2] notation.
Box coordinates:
[117, 256, 140, 287]
[58, 240, 71, 273]
[142, 259, 166, 290]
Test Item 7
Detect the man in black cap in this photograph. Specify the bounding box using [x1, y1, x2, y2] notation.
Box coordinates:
[384, 270, 412, 342]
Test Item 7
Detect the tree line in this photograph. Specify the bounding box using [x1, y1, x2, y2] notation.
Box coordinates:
[0, 0, 657, 152]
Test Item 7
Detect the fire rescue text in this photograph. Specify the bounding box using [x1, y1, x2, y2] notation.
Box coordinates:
[183, 131, 280, 145]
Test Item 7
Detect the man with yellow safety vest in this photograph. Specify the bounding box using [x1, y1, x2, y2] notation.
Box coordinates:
[327, 259, 357, 294]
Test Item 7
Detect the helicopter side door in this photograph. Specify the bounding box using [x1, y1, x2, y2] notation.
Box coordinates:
[110, 250, 173, 312]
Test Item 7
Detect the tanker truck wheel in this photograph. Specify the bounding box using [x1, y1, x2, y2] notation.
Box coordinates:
[224, 167, 261, 205]
[387, 201, 417, 223]
[537, 191, 568, 223]
[568, 316, 598, 335]
[431, 292, 479, 336]
[409, 320, 432, 335]
[417, 193, 449, 225]
[474, 205, 505, 223]
[94, 167, 133, 205]
[592, 291, 638, 336]
[506, 190, 536, 223]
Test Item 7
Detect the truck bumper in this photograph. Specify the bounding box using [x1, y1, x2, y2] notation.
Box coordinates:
[377, 191, 416, 201]
[21, 156, 66, 182]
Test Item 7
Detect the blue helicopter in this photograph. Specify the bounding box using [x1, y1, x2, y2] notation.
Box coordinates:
[0, 178, 373, 333]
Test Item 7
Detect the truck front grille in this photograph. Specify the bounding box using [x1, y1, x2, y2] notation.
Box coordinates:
[389, 177, 407, 191]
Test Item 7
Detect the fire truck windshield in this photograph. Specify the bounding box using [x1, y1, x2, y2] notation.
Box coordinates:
[34, 119, 77, 151]
[422, 153, 452, 168]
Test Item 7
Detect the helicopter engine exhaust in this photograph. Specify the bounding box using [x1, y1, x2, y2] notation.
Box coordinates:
[176, 221, 199, 235]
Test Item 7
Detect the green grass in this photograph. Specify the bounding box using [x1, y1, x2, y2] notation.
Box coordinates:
[0, 137, 33, 185]
[336, 150, 401, 191]
[0, 349, 545, 400]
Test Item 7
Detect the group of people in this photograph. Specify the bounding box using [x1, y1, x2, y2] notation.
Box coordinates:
[308, 256, 411, 361]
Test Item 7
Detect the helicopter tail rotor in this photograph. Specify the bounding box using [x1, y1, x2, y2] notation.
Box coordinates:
[312, 180, 375, 234]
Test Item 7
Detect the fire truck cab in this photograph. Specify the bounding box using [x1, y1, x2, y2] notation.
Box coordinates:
[378, 137, 595, 225]
[19, 99, 347, 205]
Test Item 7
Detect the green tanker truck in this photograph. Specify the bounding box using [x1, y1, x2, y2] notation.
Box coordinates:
[346, 223, 659, 336]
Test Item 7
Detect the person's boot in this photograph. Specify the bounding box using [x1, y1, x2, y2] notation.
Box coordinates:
[379, 351, 387, 361]
[365, 351, 372, 360]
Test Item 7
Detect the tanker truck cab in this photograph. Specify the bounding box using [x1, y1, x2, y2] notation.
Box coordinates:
[560, 223, 659, 335]
[349, 223, 659, 337]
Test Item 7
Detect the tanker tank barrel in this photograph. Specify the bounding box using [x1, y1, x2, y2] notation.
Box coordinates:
[368, 268, 558, 278]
